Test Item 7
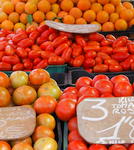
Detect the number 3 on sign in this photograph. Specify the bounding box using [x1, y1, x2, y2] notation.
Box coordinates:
[82, 99, 108, 121]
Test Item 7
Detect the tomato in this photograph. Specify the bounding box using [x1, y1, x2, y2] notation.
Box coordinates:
[55, 99, 76, 121]
[37, 113, 55, 130]
[32, 126, 55, 142]
[76, 77, 92, 89]
[92, 75, 109, 86]
[111, 52, 129, 62]
[113, 36, 128, 48]
[68, 141, 88, 150]
[78, 86, 100, 98]
[12, 143, 33, 150]
[83, 58, 95, 68]
[113, 82, 133, 97]
[85, 51, 96, 59]
[100, 46, 113, 54]
[0, 87, 11, 107]
[64, 87, 78, 94]
[34, 137, 58, 150]
[101, 39, 113, 46]
[97, 52, 111, 60]
[131, 62, 134, 70]
[109, 65, 123, 72]
[10, 71, 28, 88]
[13, 85, 37, 105]
[113, 47, 128, 53]
[104, 59, 119, 66]
[5, 45, 15, 56]
[87, 41, 100, 46]
[101, 93, 114, 97]
[0, 141, 11, 150]
[68, 130, 84, 143]
[106, 34, 116, 41]
[89, 33, 105, 42]
[29, 69, 50, 85]
[72, 45, 82, 58]
[95, 57, 103, 65]
[109, 144, 127, 150]
[59, 92, 77, 102]
[94, 79, 113, 94]
[73, 55, 84, 67]
[0, 72, 10, 88]
[89, 144, 107, 150]
[129, 144, 134, 150]
[68, 117, 78, 132]
[111, 75, 129, 84]
[77, 95, 91, 104]
[93, 64, 108, 73]
[34, 96, 57, 114]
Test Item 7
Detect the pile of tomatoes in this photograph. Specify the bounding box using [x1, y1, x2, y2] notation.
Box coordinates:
[0, 25, 134, 72]
[0, 69, 62, 150]
[55, 74, 134, 150]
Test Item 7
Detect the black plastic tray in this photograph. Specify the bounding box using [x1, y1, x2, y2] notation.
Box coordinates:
[68, 70, 134, 85]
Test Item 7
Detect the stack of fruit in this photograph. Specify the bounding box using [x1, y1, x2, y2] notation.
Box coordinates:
[0, 25, 134, 73]
[0, 0, 134, 31]
[0, 69, 62, 150]
[55, 75, 134, 150]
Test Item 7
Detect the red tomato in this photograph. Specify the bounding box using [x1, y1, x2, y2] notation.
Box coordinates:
[94, 79, 113, 94]
[68, 130, 84, 143]
[83, 58, 95, 68]
[113, 82, 133, 97]
[92, 75, 110, 86]
[78, 86, 100, 98]
[111, 52, 129, 62]
[89, 144, 107, 150]
[104, 59, 119, 66]
[109, 65, 123, 72]
[101, 93, 114, 97]
[85, 51, 96, 58]
[100, 46, 113, 54]
[111, 75, 129, 84]
[87, 41, 100, 46]
[76, 77, 92, 90]
[95, 57, 103, 65]
[89, 33, 105, 42]
[97, 52, 111, 60]
[68, 117, 78, 132]
[113, 47, 128, 53]
[68, 141, 88, 150]
[129, 144, 134, 150]
[131, 62, 134, 70]
[106, 34, 116, 41]
[64, 87, 78, 94]
[109, 144, 127, 150]
[73, 55, 84, 67]
[101, 39, 113, 46]
[59, 92, 77, 102]
[93, 64, 108, 73]
[55, 99, 76, 121]
[77, 95, 91, 104]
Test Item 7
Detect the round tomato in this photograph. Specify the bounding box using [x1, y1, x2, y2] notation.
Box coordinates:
[64, 87, 78, 94]
[0, 141, 11, 150]
[55, 99, 76, 121]
[111, 75, 129, 84]
[0, 87, 11, 107]
[101, 93, 114, 97]
[92, 75, 109, 86]
[77, 95, 91, 104]
[109, 144, 127, 150]
[12, 143, 33, 150]
[68, 130, 84, 143]
[113, 82, 133, 97]
[59, 92, 77, 102]
[129, 144, 134, 150]
[36, 113, 56, 130]
[10, 71, 28, 88]
[76, 77, 92, 89]
[68, 117, 78, 132]
[29, 69, 50, 85]
[34, 137, 58, 150]
[34, 96, 57, 114]
[32, 126, 55, 142]
[13, 85, 37, 105]
[78, 86, 100, 98]
[94, 79, 113, 94]
[0, 72, 10, 88]
[68, 141, 88, 150]
[89, 144, 107, 150]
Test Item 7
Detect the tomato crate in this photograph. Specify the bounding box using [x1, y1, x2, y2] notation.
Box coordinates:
[68, 70, 134, 85]
[63, 122, 68, 150]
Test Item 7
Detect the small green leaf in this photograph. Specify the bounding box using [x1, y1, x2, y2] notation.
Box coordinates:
[27, 15, 33, 24]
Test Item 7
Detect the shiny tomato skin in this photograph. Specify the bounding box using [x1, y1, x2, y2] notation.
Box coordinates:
[59, 92, 77, 102]
[89, 144, 107, 150]
[129, 144, 134, 150]
[109, 144, 127, 150]
[68, 117, 78, 132]
[77, 95, 91, 104]
[92, 75, 110, 86]
[109, 65, 123, 72]
[68, 141, 88, 150]
[104, 59, 119, 66]
[95, 57, 103, 65]
[64, 87, 78, 94]
[78, 86, 100, 98]
[76, 77, 92, 90]
[100, 46, 113, 54]
[101, 93, 114, 97]
[113, 82, 133, 97]
[93, 64, 108, 73]
[68, 130, 84, 143]
[111, 75, 129, 84]
[55, 99, 76, 121]
[94, 79, 113, 94]
[85, 51, 96, 58]
[83, 58, 95, 68]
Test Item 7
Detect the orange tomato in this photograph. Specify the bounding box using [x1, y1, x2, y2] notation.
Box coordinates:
[0, 72, 10, 88]
[12, 143, 33, 150]
[32, 126, 55, 142]
[0, 141, 11, 150]
[29, 69, 50, 85]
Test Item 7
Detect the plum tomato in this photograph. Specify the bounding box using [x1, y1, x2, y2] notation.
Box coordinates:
[68, 141, 88, 150]
[68, 117, 78, 132]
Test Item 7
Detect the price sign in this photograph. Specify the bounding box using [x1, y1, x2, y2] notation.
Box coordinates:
[77, 97, 134, 144]
[0, 106, 36, 140]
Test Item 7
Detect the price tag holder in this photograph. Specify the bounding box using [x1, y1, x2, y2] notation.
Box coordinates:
[0, 106, 36, 140]
[45, 21, 101, 34]
[77, 97, 134, 144]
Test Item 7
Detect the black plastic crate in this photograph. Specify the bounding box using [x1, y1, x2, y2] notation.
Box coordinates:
[68, 70, 134, 85]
